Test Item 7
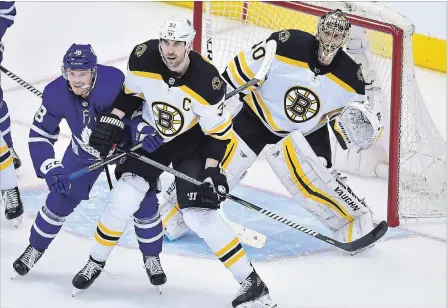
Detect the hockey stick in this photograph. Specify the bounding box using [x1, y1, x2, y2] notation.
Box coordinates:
[0, 64, 116, 182]
[118, 147, 389, 252]
[0, 64, 44, 98]
[67, 143, 142, 181]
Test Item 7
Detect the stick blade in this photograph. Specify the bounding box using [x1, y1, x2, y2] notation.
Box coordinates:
[344, 220, 389, 252]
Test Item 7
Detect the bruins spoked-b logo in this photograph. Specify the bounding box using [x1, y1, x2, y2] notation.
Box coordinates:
[284, 86, 320, 123]
[152, 102, 184, 137]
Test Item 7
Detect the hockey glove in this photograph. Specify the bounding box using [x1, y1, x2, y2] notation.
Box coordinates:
[89, 113, 124, 156]
[131, 116, 164, 153]
[42, 159, 71, 195]
[197, 167, 229, 207]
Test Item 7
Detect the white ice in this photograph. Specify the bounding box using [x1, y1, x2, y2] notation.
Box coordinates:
[1, 3, 446, 308]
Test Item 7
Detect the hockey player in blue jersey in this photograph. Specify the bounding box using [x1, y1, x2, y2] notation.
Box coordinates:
[11, 44, 126, 276]
[0, 0, 23, 227]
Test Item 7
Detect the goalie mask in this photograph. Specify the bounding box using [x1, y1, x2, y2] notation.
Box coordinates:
[316, 9, 351, 66]
[159, 17, 196, 73]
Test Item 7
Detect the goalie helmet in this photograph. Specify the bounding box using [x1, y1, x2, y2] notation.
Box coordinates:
[316, 9, 351, 66]
[158, 17, 196, 72]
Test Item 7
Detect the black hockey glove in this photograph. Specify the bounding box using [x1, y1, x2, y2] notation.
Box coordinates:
[197, 167, 229, 207]
[89, 113, 125, 157]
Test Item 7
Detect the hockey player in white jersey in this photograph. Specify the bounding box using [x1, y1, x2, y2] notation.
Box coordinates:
[160, 10, 384, 250]
[86, 17, 276, 308]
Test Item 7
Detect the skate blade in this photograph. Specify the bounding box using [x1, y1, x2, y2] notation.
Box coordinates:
[157, 286, 163, 295]
[10, 271, 19, 280]
[236, 294, 277, 308]
[72, 288, 84, 297]
[12, 216, 23, 228]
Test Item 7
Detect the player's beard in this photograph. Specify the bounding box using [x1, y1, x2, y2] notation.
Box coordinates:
[165, 55, 190, 77]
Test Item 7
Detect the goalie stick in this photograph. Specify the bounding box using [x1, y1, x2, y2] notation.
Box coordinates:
[118, 147, 389, 252]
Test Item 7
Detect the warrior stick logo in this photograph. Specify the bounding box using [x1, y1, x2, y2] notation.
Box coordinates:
[284, 86, 320, 123]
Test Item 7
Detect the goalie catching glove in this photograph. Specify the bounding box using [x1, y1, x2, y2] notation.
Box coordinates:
[196, 167, 229, 209]
[89, 113, 125, 156]
[330, 100, 383, 152]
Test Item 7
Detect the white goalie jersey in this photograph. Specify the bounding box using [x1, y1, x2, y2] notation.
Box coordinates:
[222, 29, 367, 137]
[123, 40, 232, 144]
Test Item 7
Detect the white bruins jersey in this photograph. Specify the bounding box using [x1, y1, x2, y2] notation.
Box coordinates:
[123, 40, 232, 143]
[222, 29, 366, 136]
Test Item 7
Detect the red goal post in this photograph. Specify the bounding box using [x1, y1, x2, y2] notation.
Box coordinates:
[192, 1, 446, 227]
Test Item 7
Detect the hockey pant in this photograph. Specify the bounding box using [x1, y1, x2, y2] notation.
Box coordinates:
[265, 130, 375, 243]
[29, 146, 103, 251]
[90, 173, 163, 262]
[0, 133, 17, 190]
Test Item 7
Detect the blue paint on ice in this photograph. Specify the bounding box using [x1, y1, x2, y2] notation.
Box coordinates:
[21, 173, 410, 261]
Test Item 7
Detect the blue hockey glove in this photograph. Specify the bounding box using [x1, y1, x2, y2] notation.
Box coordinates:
[42, 159, 71, 195]
[131, 115, 163, 153]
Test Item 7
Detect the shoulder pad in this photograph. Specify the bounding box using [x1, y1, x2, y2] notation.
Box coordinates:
[184, 52, 226, 105]
[269, 29, 316, 63]
[128, 39, 162, 73]
[331, 51, 366, 95]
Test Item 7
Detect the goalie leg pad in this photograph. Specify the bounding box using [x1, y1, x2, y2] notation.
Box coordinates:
[265, 130, 374, 239]
[91, 173, 149, 262]
[182, 207, 253, 283]
[334, 209, 374, 243]
[221, 131, 257, 190]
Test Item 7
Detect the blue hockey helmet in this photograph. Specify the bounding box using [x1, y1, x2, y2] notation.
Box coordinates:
[61, 44, 97, 80]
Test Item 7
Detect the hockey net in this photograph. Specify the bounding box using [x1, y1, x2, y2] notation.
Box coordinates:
[192, 1, 446, 226]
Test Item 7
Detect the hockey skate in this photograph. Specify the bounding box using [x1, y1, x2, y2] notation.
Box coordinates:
[9, 148, 22, 169]
[12, 245, 45, 279]
[2, 187, 24, 228]
[72, 256, 111, 297]
[143, 255, 167, 294]
[232, 270, 277, 308]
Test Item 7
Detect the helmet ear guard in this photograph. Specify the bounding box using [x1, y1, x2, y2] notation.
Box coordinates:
[316, 9, 351, 66]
